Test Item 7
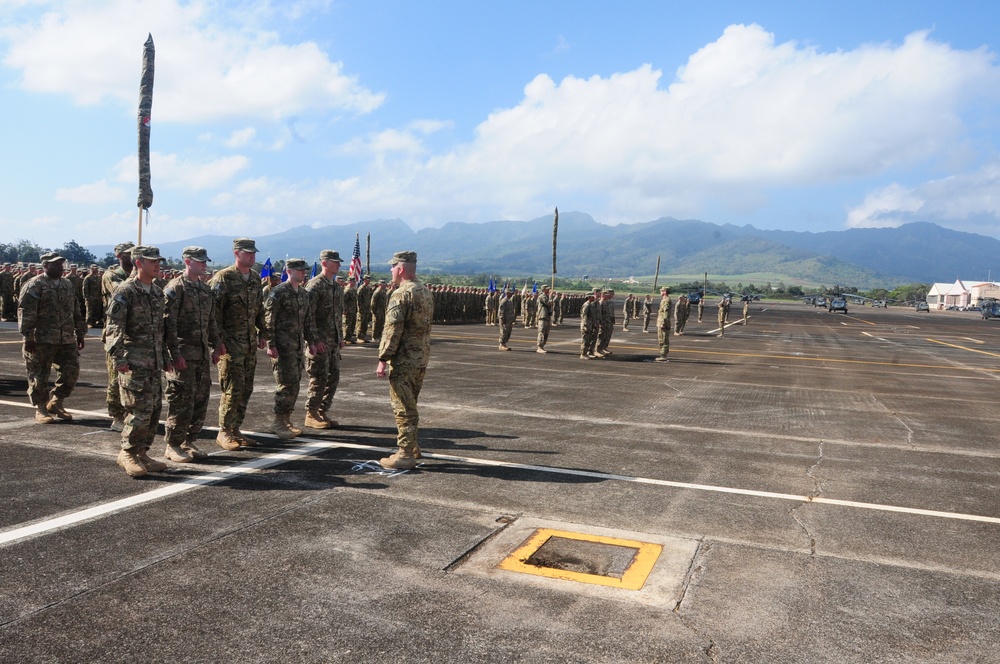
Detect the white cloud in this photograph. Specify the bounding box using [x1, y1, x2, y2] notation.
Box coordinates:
[2, 0, 384, 122]
[224, 127, 256, 148]
[847, 164, 1000, 235]
[111, 152, 250, 191]
[55, 179, 126, 204]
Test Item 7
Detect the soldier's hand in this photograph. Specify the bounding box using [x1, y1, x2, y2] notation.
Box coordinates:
[164, 362, 175, 374]
[257, 338, 267, 350]
[376, 360, 387, 378]
[267, 347, 278, 359]
[211, 344, 225, 365]
[313, 342, 326, 355]
[24, 339, 36, 354]
[116, 363, 130, 374]
[77, 337, 85, 350]
[174, 356, 188, 371]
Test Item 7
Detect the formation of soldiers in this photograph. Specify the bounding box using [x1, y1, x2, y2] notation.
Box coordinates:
[14, 239, 750, 476]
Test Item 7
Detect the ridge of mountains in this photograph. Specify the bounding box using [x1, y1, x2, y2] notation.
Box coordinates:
[88, 213, 1000, 288]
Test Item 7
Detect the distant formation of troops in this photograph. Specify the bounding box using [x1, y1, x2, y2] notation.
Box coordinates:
[13, 243, 751, 477]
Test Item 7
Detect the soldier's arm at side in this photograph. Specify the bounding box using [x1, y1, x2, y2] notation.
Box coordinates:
[104, 292, 130, 372]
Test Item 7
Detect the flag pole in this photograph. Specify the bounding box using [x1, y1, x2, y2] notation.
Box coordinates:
[136, 34, 155, 246]
[551, 207, 558, 291]
[366, 232, 371, 278]
[652, 255, 661, 293]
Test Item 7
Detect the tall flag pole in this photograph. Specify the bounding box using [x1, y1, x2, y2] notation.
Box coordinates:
[652, 254, 661, 293]
[349, 233, 363, 282]
[137, 34, 155, 246]
[365, 233, 371, 279]
[551, 207, 558, 291]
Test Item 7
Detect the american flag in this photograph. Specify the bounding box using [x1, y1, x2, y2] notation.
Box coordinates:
[349, 233, 363, 282]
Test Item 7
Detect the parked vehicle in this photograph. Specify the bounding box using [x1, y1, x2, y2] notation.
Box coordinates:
[982, 302, 1000, 320]
[915, 302, 930, 312]
[828, 298, 848, 313]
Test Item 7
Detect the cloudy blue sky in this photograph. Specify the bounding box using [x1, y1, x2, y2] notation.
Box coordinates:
[2, 0, 1000, 247]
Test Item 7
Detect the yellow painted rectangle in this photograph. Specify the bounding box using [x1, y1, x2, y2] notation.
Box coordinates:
[497, 528, 662, 590]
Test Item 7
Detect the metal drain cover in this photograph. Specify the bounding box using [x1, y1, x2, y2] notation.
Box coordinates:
[525, 535, 637, 578]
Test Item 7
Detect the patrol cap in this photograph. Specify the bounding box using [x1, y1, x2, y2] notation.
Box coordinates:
[661, 286, 670, 292]
[132, 245, 162, 261]
[541, 284, 550, 290]
[70, 264, 78, 269]
[285, 258, 309, 271]
[182, 246, 211, 262]
[90, 263, 99, 268]
[605, 289, 615, 295]
[320, 250, 342, 262]
[233, 238, 258, 253]
[39, 252, 66, 264]
[389, 250, 417, 265]
[592, 287, 602, 293]
[114, 242, 135, 255]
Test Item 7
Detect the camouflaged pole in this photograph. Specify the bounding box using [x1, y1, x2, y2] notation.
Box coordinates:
[551, 207, 558, 291]
[137, 34, 155, 245]
[652, 254, 660, 293]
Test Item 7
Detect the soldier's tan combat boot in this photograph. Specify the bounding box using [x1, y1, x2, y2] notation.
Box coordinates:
[137, 449, 167, 472]
[535, 347, 547, 354]
[34, 406, 54, 424]
[164, 442, 194, 463]
[116, 449, 147, 478]
[319, 410, 339, 427]
[285, 414, 303, 436]
[304, 409, 330, 429]
[46, 398, 73, 421]
[232, 429, 258, 447]
[379, 448, 417, 470]
[181, 438, 208, 459]
[216, 429, 241, 451]
[270, 414, 296, 440]
[110, 417, 125, 432]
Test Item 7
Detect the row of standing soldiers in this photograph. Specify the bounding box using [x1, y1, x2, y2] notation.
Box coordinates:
[1, 262, 106, 326]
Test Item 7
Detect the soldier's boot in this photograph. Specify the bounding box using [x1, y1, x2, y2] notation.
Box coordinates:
[580, 354, 591, 360]
[536, 347, 547, 353]
[270, 414, 296, 440]
[232, 429, 258, 447]
[110, 417, 126, 432]
[379, 447, 417, 470]
[137, 449, 168, 472]
[47, 398, 73, 421]
[34, 406, 54, 424]
[181, 437, 209, 460]
[216, 429, 242, 451]
[413, 446, 423, 460]
[319, 410, 339, 427]
[164, 442, 194, 463]
[304, 409, 330, 429]
[116, 449, 147, 478]
[284, 414, 303, 436]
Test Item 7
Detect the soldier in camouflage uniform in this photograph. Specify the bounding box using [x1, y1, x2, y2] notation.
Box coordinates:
[579, 289, 600, 359]
[376, 251, 434, 470]
[105, 246, 173, 478]
[596, 290, 616, 356]
[622, 293, 635, 331]
[163, 247, 224, 462]
[371, 279, 388, 341]
[341, 276, 359, 343]
[265, 258, 320, 440]
[357, 274, 373, 342]
[498, 288, 515, 351]
[674, 294, 689, 335]
[718, 297, 729, 336]
[66, 264, 84, 320]
[304, 250, 344, 429]
[101, 242, 135, 431]
[211, 238, 267, 450]
[18, 252, 87, 423]
[82, 264, 104, 328]
[641, 294, 653, 332]
[656, 287, 672, 362]
[0, 263, 15, 321]
[13, 264, 38, 316]
[535, 284, 553, 353]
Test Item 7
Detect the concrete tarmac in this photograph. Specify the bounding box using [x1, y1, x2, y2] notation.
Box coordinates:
[0, 302, 998, 663]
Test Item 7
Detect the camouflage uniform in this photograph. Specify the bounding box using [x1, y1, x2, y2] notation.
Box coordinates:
[378, 265, 434, 455]
[104, 254, 170, 454]
[536, 288, 553, 351]
[305, 262, 344, 421]
[163, 267, 221, 447]
[718, 299, 729, 336]
[101, 248, 134, 423]
[342, 281, 358, 343]
[18, 262, 86, 414]
[211, 244, 266, 436]
[597, 292, 615, 354]
[674, 295, 689, 335]
[264, 273, 317, 417]
[656, 291, 673, 360]
[82, 267, 104, 327]
[0, 265, 15, 321]
[371, 281, 388, 340]
[642, 296, 652, 332]
[579, 292, 599, 357]
[357, 277, 373, 341]
[66, 267, 84, 320]
[498, 292, 516, 349]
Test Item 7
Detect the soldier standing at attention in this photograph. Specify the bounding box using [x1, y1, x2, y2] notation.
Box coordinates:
[211, 238, 267, 450]
[622, 293, 634, 331]
[102, 243, 134, 431]
[65, 264, 84, 320]
[163, 246, 225, 462]
[579, 289, 599, 359]
[375, 251, 434, 470]
[674, 294, 689, 335]
[655, 287, 672, 362]
[18, 252, 87, 423]
[371, 279, 388, 341]
[357, 274, 373, 342]
[0, 263, 15, 321]
[743, 297, 750, 324]
[498, 288, 515, 351]
[265, 258, 321, 440]
[342, 276, 359, 344]
[641, 294, 653, 332]
[718, 297, 728, 336]
[596, 289, 616, 357]
[304, 250, 344, 429]
[82, 264, 104, 328]
[535, 284, 553, 353]
[105, 246, 173, 478]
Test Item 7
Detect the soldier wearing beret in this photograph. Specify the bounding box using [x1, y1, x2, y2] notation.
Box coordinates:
[163, 246, 225, 461]
[210, 238, 267, 449]
[656, 287, 672, 361]
[18, 252, 87, 423]
[104, 246, 173, 477]
[304, 250, 344, 429]
[0, 263, 14, 321]
[101, 242, 135, 430]
[265, 258, 321, 439]
[376, 251, 434, 469]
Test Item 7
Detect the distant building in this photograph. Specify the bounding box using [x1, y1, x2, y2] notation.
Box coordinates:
[926, 279, 1000, 309]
